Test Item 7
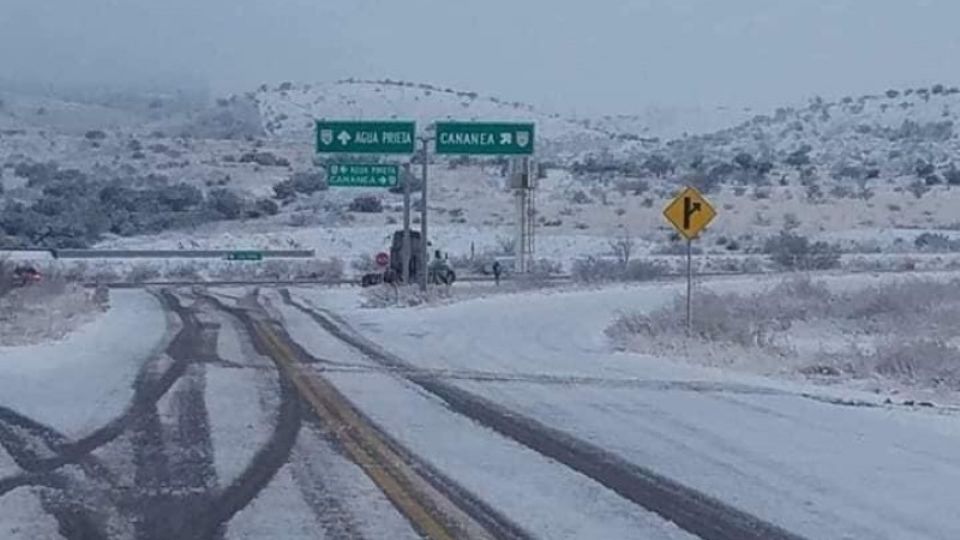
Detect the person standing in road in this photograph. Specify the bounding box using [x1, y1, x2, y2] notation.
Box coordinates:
[492, 260, 502, 286]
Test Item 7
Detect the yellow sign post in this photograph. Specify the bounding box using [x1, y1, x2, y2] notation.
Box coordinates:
[663, 186, 717, 336]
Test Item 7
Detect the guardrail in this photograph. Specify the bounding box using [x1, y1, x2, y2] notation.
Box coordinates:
[52, 249, 316, 259]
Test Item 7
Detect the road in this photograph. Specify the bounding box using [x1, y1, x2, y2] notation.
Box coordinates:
[1, 280, 958, 539]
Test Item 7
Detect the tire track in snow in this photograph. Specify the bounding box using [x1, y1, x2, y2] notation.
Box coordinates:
[281, 290, 807, 540]
[209, 291, 530, 540]
[191, 292, 305, 540]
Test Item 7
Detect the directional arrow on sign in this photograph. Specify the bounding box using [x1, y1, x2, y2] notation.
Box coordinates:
[663, 186, 717, 240]
[337, 131, 352, 145]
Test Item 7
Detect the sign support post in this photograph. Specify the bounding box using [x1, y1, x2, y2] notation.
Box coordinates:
[402, 163, 412, 284]
[419, 135, 430, 292]
[686, 239, 693, 336]
[662, 186, 718, 339]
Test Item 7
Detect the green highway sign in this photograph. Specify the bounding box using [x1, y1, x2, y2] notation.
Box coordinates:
[435, 122, 535, 155]
[316, 121, 416, 154]
[327, 164, 399, 188]
[226, 251, 263, 261]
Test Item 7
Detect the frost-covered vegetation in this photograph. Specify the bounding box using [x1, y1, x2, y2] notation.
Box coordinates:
[0, 161, 277, 248]
[0, 269, 106, 346]
[607, 276, 960, 390]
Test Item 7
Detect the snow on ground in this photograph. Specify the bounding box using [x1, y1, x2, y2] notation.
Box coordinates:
[267, 289, 695, 540]
[0, 487, 62, 540]
[284, 424, 422, 540]
[0, 289, 168, 435]
[0, 442, 16, 477]
[205, 364, 275, 486]
[290, 275, 960, 540]
[224, 465, 325, 540]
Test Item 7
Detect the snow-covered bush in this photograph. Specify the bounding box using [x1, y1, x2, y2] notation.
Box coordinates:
[764, 231, 840, 270]
[288, 171, 328, 195]
[239, 151, 290, 167]
[870, 339, 960, 387]
[348, 195, 383, 213]
[572, 257, 623, 282]
[914, 233, 960, 252]
[0, 275, 101, 346]
[569, 190, 592, 205]
[572, 257, 667, 283]
[248, 198, 279, 218]
[128, 264, 161, 283]
[207, 188, 244, 219]
[609, 277, 960, 389]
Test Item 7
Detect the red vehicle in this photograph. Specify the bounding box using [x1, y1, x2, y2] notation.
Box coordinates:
[13, 265, 42, 287]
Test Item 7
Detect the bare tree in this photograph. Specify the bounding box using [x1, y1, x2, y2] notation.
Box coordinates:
[609, 232, 636, 266]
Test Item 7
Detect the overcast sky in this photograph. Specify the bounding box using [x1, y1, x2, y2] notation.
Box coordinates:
[2, 0, 959, 114]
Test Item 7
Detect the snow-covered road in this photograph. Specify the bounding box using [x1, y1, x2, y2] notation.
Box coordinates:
[292, 278, 960, 540]
[4, 278, 959, 539]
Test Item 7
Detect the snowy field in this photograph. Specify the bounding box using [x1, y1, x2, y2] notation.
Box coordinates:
[0, 289, 168, 435]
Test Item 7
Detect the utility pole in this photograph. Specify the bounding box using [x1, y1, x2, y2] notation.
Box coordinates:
[419, 135, 430, 292]
[401, 163, 412, 284]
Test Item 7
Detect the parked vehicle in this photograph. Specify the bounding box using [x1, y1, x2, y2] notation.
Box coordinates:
[13, 265, 42, 287]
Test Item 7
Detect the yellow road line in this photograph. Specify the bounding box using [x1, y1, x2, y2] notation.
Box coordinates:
[253, 320, 464, 540]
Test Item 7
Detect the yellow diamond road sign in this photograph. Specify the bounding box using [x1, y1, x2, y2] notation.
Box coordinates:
[663, 186, 717, 240]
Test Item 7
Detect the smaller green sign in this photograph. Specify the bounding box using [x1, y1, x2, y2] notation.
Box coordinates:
[316, 121, 416, 154]
[226, 251, 263, 261]
[327, 164, 399, 188]
[435, 122, 535, 155]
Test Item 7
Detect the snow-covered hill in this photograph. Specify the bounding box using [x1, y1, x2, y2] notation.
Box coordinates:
[639, 84, 960, 183]
[252, 79, 960, 179]
[252, 79, 637, 162]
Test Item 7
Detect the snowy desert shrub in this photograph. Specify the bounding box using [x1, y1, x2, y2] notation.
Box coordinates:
[348, 195, 383, 213]
[764, 231, 840, 270]
[914, 233, 960, 252]
[495, 235, 516, 255]
[290, 171, 328, 195]
[869, 339, 960, 387]
[607, 290, 785, 349]
[84, 130, 107, 141]
[272, 179, 296, 200]
[572, 257, 666, 283]
[572, 257, 624, 282]
[651, 242, 703, 256]
[609, 233, 636, 264]
[608, 276, 833, 347]
[526, 258, 563, 278]
[167, 263, 203, 281]
[622, 259, 668, 281]
[945, 167, 960, 186]
[206, 188, 245, 219]
[834, 280, 960, 324]
[908, 180, 931, 199]
[239, 151, 290, 167]
[614, 179, 649, 196]
[643, 154, 674, 177]
[127, 264, 161, 283]
[569, 190, 592, 205]
[447, 253, 497, 275]
[247, 198, 280, 218]
[0, 279, 99, 346]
